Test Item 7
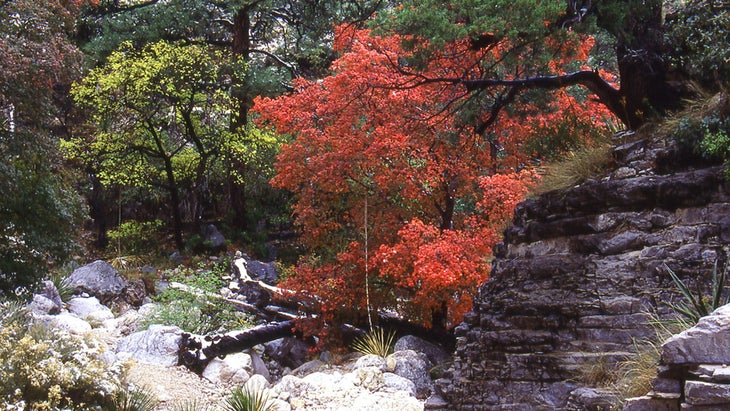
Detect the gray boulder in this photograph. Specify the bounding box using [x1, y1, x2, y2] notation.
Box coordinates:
[662, 305, 730, 365]
[30, 294, 60, 315]
[116, 324, 183, 366]
[388, 349, 434, 399]
[246, 259, 279, 284]
[265, 337, 311, 369]
[39, 280, 64, 312]
[394, 335, 451, 365]
[66, 260, 127, 305]
[201, 224, 226, 252]
[354, 354, 388, 372]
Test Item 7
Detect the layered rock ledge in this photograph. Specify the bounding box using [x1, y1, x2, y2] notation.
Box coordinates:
[438, 135, 730, 410]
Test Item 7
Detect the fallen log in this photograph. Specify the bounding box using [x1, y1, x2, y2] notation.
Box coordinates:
[178, 320, 297, 374]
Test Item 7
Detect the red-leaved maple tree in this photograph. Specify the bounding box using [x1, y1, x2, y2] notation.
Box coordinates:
[254, 25, 613, 344]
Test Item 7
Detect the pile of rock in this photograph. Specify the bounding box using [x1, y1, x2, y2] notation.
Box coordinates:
[27, 259, 447, 410]
[625, 304, 730, 410]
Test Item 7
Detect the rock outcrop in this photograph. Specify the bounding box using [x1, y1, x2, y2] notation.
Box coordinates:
[626, 304, 730, 410]
[438, 134, 730, 409]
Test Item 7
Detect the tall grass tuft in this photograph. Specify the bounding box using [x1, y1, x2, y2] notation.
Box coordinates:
[223, 385, 275, 411]
[536, 141, 614, 193]
[171, 399, 211, 411]
[351, 327, 396, 358]
[108, 386, 158, 411]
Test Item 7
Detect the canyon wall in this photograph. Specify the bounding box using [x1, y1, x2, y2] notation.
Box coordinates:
[438, 133, 730, 410]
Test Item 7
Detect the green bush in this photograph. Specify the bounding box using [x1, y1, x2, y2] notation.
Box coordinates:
[666, 1, 730, 86]
[107, 219, 164, 256]
[142, 263, 251, 334]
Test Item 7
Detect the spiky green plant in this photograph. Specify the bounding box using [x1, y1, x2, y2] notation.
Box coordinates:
[664, 261, 730, 324]
[172, 399, 211, 411]
[223, 386, 275, 411]
[49, 271, 74, 302]
[108, 386, 158, 411]
[351, 327, 396, 358]
[0, 299, 28, 327]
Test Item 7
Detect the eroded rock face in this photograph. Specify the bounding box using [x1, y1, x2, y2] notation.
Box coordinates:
[438, 135, 730, 410]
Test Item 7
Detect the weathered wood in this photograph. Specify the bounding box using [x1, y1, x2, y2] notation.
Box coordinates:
[178, 320, 296, 373]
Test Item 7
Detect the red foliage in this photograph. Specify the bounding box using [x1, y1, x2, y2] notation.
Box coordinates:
[254, 26, 613, 345]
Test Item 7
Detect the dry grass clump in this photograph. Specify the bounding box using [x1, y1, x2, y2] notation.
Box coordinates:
[535, 140, 614, 193]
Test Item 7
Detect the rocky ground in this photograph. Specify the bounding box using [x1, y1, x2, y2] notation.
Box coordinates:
[27, 258, 451, 410]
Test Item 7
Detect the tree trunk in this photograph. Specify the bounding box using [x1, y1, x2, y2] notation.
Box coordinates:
[615, 46, 681, 129]
[88, 173, 109, 248]
[231, 6, 252, 130]
[178, 321, 296, 373]
[162, 157, 185, 251]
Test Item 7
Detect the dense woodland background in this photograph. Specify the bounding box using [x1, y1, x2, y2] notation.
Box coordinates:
[1, 0, 729, 344]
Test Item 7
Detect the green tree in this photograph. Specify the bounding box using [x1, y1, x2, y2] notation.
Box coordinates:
[376, 0, 694, 130]
[75, 0, 382, 233]
[0, 0, 86, 295]
[67, 41, 256, 250]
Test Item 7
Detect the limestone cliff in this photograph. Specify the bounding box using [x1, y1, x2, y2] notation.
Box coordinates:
[437, 133, 730, 410]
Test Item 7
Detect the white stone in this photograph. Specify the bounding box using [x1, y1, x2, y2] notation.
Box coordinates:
[245, 374, 270, 391]
[353, 366, 385, 391]
[662, 305, 730, 365]
[381, 372, 417, 396]
[203, 352, 253, 386]
[685, 380, 730, 405]
[69, 297, 114, 323]
[36, 313, 92, 334]
[354, 354, 387, 371]
[116, 324, 182, 366]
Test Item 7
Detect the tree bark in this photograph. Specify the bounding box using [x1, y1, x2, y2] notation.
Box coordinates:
[178, 321, 296, 373]
[231, 6, 252, 130]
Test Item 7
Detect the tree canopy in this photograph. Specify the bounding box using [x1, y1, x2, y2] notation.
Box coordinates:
[254, 25, 613, 339]
[0, 0, 87, 295]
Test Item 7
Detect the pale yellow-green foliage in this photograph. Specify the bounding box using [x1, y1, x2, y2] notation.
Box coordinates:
[0, 311, 124, 409]
[351, 328, 396, 358]
[536, 140, 614, 194]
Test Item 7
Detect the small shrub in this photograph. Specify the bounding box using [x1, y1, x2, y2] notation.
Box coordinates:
[108, 386, 157, 411]
[664, 261, 730, 324]
[49, 270, 74, 303]
[171, 399, 211, 411]
[351, 327, 396, 358]
[613, 315, 691, 406]
[108, 219, 164, 256]
[223, 385, 275, 411]
[0, 303, 124, 409]
[575, 355, 618, 388]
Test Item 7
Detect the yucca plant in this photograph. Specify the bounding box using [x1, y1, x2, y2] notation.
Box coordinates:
[0, 299, 28, 327]
[664, 261, 730, 324]
[49, 271, 74, 302]
[107, 386, 158, 411]
[172, 399, 211, 411]
[351, 327, 396, 358]
[223, 386, 275, 411]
